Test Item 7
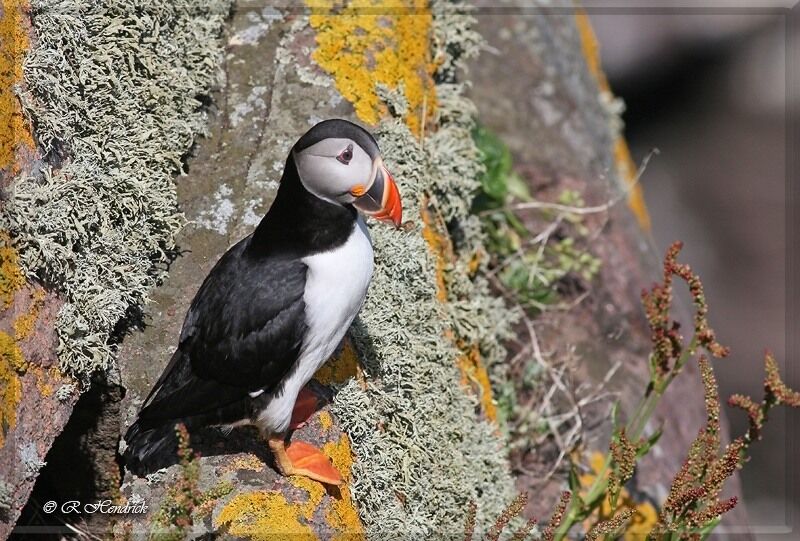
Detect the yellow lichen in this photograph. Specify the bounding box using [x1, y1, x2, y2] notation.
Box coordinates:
[214, 490, 318, 540]
[314, 340, 361, 385]
[30, 365, 54, 398]
[307, 0, 436, 137]
[579, 451, 659, 540]
[0, 234, 26, 308]
[0, 330, 24, 446]
[318, 411, 333, 431]
[13, 286, 45, 341]
[419, 203, 498, 422]
[0, 243, 52, 415]
[322, 436, 366, 540]
[420, 203, 450, 303]
[574, 11, 651, 231]
[222, 453, 265, 474]
[456, 344, 498, 423]
[215, 437, 362, 540]
[0, 0, 34, 173]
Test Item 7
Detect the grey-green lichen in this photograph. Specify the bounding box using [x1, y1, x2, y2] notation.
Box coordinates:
[0, 480, 10, 512]
[19, 442, 46, 480]
[3, 0, 232, 379]
[318, 2, 519, 537]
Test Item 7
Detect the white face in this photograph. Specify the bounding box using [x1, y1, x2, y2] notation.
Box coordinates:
[293, 137, 377, 205]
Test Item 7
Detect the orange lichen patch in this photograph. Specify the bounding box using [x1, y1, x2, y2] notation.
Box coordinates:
[613, 139, 651, 230]
[574, 11, 651, 231]
[13, 286, 45, 341]
[579, 451, 659, 540]
[322, 436, 366, 540]
[318, 410, 333, 431]
[0, 234, 26, 308]
[456, 344, 498, 423]
[29, 365, 55, 398]
[420, 201, 451, 303]
[0, 0, 34, 173]
[315, 340, 361, 385]
[307, 0, 437, 137]
[0, 330, 24, 446]
[221, 453, 265, 474]
[289, 475, 327, 515]
[421, 202, 500, 423]
[214, 490, 317, 540]
[466, 249, 483, 277]
[215, 437, 363, 540]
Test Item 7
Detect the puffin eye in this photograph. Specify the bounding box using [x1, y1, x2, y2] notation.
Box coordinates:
[336, 144, 353, 165]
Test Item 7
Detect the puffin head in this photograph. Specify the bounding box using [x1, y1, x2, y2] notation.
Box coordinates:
[292, 119, 403, 228]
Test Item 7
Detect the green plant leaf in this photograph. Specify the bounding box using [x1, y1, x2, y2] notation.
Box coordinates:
[506, 172, 532, 201]
[698, 516, 722, 540]
[636, 426, 663, 458]
[568, 462, 581, 494]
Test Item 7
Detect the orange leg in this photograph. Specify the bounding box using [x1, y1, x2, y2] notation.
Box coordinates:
[268, 434, 342, 485]
[289, 385, 325, 429]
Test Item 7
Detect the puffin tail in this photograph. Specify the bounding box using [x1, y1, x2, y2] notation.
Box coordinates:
[123, 419, 181, 476]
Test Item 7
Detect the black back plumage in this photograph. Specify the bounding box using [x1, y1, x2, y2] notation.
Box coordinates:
[124, 144, 358, 474]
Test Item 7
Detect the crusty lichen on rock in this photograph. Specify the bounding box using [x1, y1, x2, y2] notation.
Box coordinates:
[0, 0, 34, 174]
[307, 0, 437, 137]
[5, 0, 232, 380]
[0, 330, 24, 447]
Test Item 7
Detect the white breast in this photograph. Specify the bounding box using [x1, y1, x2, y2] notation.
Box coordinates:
[255, 217, 373, 433]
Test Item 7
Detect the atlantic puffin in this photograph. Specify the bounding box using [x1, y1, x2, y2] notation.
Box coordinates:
[124, 119, 402, 485]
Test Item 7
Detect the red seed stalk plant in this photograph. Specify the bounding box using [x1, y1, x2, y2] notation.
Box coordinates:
[468, 241, 799, 540]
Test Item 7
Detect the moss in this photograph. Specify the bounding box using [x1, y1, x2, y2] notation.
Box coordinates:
[574, 11, 651, 230]
[307, 0, 437, 137]
[0, 0, 34, 173]
[0, 330, 24, 447]
[6, 0, 232, 379]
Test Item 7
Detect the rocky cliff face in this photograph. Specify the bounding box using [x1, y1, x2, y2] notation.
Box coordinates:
[1, 1, 747, 539]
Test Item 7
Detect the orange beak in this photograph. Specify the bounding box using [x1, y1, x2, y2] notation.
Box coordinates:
[352, 163, 403, 228]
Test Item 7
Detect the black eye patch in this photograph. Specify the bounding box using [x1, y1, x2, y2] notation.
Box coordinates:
[336, 144, 353, 165]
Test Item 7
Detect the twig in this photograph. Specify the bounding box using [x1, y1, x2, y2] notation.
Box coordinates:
[501, 148, 658, 216]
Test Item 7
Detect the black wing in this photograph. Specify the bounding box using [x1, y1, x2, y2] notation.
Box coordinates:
[134, 235, 308, 429]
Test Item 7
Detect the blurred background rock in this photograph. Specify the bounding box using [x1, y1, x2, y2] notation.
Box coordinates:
[590, 7, 796, 537]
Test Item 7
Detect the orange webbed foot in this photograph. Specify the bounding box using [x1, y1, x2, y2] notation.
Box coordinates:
[268, 436, 342, 486]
